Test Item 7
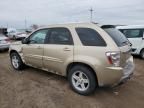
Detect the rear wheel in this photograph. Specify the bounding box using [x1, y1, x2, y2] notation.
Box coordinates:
[140, 49, 144, 59]
[68, 65, 97, 95]
[10, 52, 25, 70]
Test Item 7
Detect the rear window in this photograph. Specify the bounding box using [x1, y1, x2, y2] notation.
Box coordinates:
[76, 28, 106, 46]
[104, 28, 129, 47]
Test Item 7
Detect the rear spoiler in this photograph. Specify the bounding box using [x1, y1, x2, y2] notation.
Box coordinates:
[101, 25, 116, 29]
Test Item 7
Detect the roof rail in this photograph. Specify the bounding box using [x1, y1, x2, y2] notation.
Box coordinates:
[101, 25, 115, 29]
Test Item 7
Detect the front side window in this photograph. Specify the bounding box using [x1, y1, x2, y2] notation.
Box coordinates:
[120, 29, 142, 38]
[76, 28, 106, 46]
[47, 28, 73, 45]
[29, 29, 48, 44]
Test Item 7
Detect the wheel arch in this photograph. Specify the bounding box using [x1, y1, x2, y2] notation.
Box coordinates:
[9, 50, 18, 56]
[66, 62, 99, 86]
[9, 50, 25, 63]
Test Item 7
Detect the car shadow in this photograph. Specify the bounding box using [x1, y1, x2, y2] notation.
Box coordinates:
[18, 66, 124, 96]
[0, 49, 9, 52]
[132, 55, 144, 60]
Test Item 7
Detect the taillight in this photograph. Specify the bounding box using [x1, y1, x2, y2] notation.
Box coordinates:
[106, 52, 120, 67]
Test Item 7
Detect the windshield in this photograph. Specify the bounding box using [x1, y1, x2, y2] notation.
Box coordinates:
[104, 28, 129, 47]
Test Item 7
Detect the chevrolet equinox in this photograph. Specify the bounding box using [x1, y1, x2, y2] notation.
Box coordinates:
[9, 23, 134, 95]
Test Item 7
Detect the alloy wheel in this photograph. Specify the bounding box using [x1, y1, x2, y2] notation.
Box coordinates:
[11, 55, 19, 69]
[72, 71, 90, 91]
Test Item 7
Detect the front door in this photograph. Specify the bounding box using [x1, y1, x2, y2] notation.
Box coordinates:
[22, 29, 49, 68]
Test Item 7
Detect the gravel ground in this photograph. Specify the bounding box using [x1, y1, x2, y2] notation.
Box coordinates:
[0, 51, 144, 108]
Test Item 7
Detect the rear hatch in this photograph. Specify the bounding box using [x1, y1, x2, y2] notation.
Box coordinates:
[102, 25, 132, 67]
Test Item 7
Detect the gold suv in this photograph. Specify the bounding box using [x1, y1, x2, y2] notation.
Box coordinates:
[9, 23, 134, 95]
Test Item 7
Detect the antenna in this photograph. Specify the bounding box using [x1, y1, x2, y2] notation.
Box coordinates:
[89, 8, 93, 22]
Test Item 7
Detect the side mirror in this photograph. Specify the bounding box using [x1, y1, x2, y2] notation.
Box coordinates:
[21, 38, 29, 44]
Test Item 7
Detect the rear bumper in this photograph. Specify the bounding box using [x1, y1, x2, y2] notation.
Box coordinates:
[119, 59, 134, 83]
[118, 72, 133, 86]
[98, 56, 134, 86]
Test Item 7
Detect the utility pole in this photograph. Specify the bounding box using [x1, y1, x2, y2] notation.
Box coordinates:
[89, 8, 93, 22]
[6, 23, 9, 28]
[25, 18, 27, 30]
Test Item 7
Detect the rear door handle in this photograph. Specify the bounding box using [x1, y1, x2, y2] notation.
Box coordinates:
[63, 47, 71, 51]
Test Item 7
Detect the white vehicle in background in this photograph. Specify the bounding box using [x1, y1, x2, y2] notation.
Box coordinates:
[7, 28, 28, 40]
[0, 34, 11, 51]
[7, 28, 17, 39]
[14, 32, 28, 40]
[117, 25, 144, 59]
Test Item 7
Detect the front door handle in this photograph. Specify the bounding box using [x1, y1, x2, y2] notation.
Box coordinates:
[37, 46, 42, 49]
[63, 47, 71, 51]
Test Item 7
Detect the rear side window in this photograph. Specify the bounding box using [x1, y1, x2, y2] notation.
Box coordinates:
[47, 28, 73, 45]
[76, 28, 106, 46]
[119, 29, 142, 38]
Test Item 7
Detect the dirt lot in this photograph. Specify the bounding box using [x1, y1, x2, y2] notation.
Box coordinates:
[0, 51, 144, 108]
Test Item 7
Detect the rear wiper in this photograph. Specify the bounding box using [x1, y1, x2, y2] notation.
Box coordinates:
[122, 41, 132, 46]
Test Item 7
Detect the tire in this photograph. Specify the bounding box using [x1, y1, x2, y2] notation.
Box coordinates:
[140, 49, 144, 59]
[68, 65, 97, 95]
[10, 52, 25, 70]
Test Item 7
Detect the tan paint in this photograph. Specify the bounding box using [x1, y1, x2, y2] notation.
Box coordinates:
[9, 23, 134, 86]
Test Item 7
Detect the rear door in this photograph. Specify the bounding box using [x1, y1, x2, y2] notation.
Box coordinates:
[43, 27, 74, 75]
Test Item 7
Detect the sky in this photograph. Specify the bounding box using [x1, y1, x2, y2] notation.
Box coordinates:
[0, 0, 144, 28]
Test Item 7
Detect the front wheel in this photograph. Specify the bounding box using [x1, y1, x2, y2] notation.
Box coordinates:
[68, 65, 97, 95]
[10, 52, 25, 70]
